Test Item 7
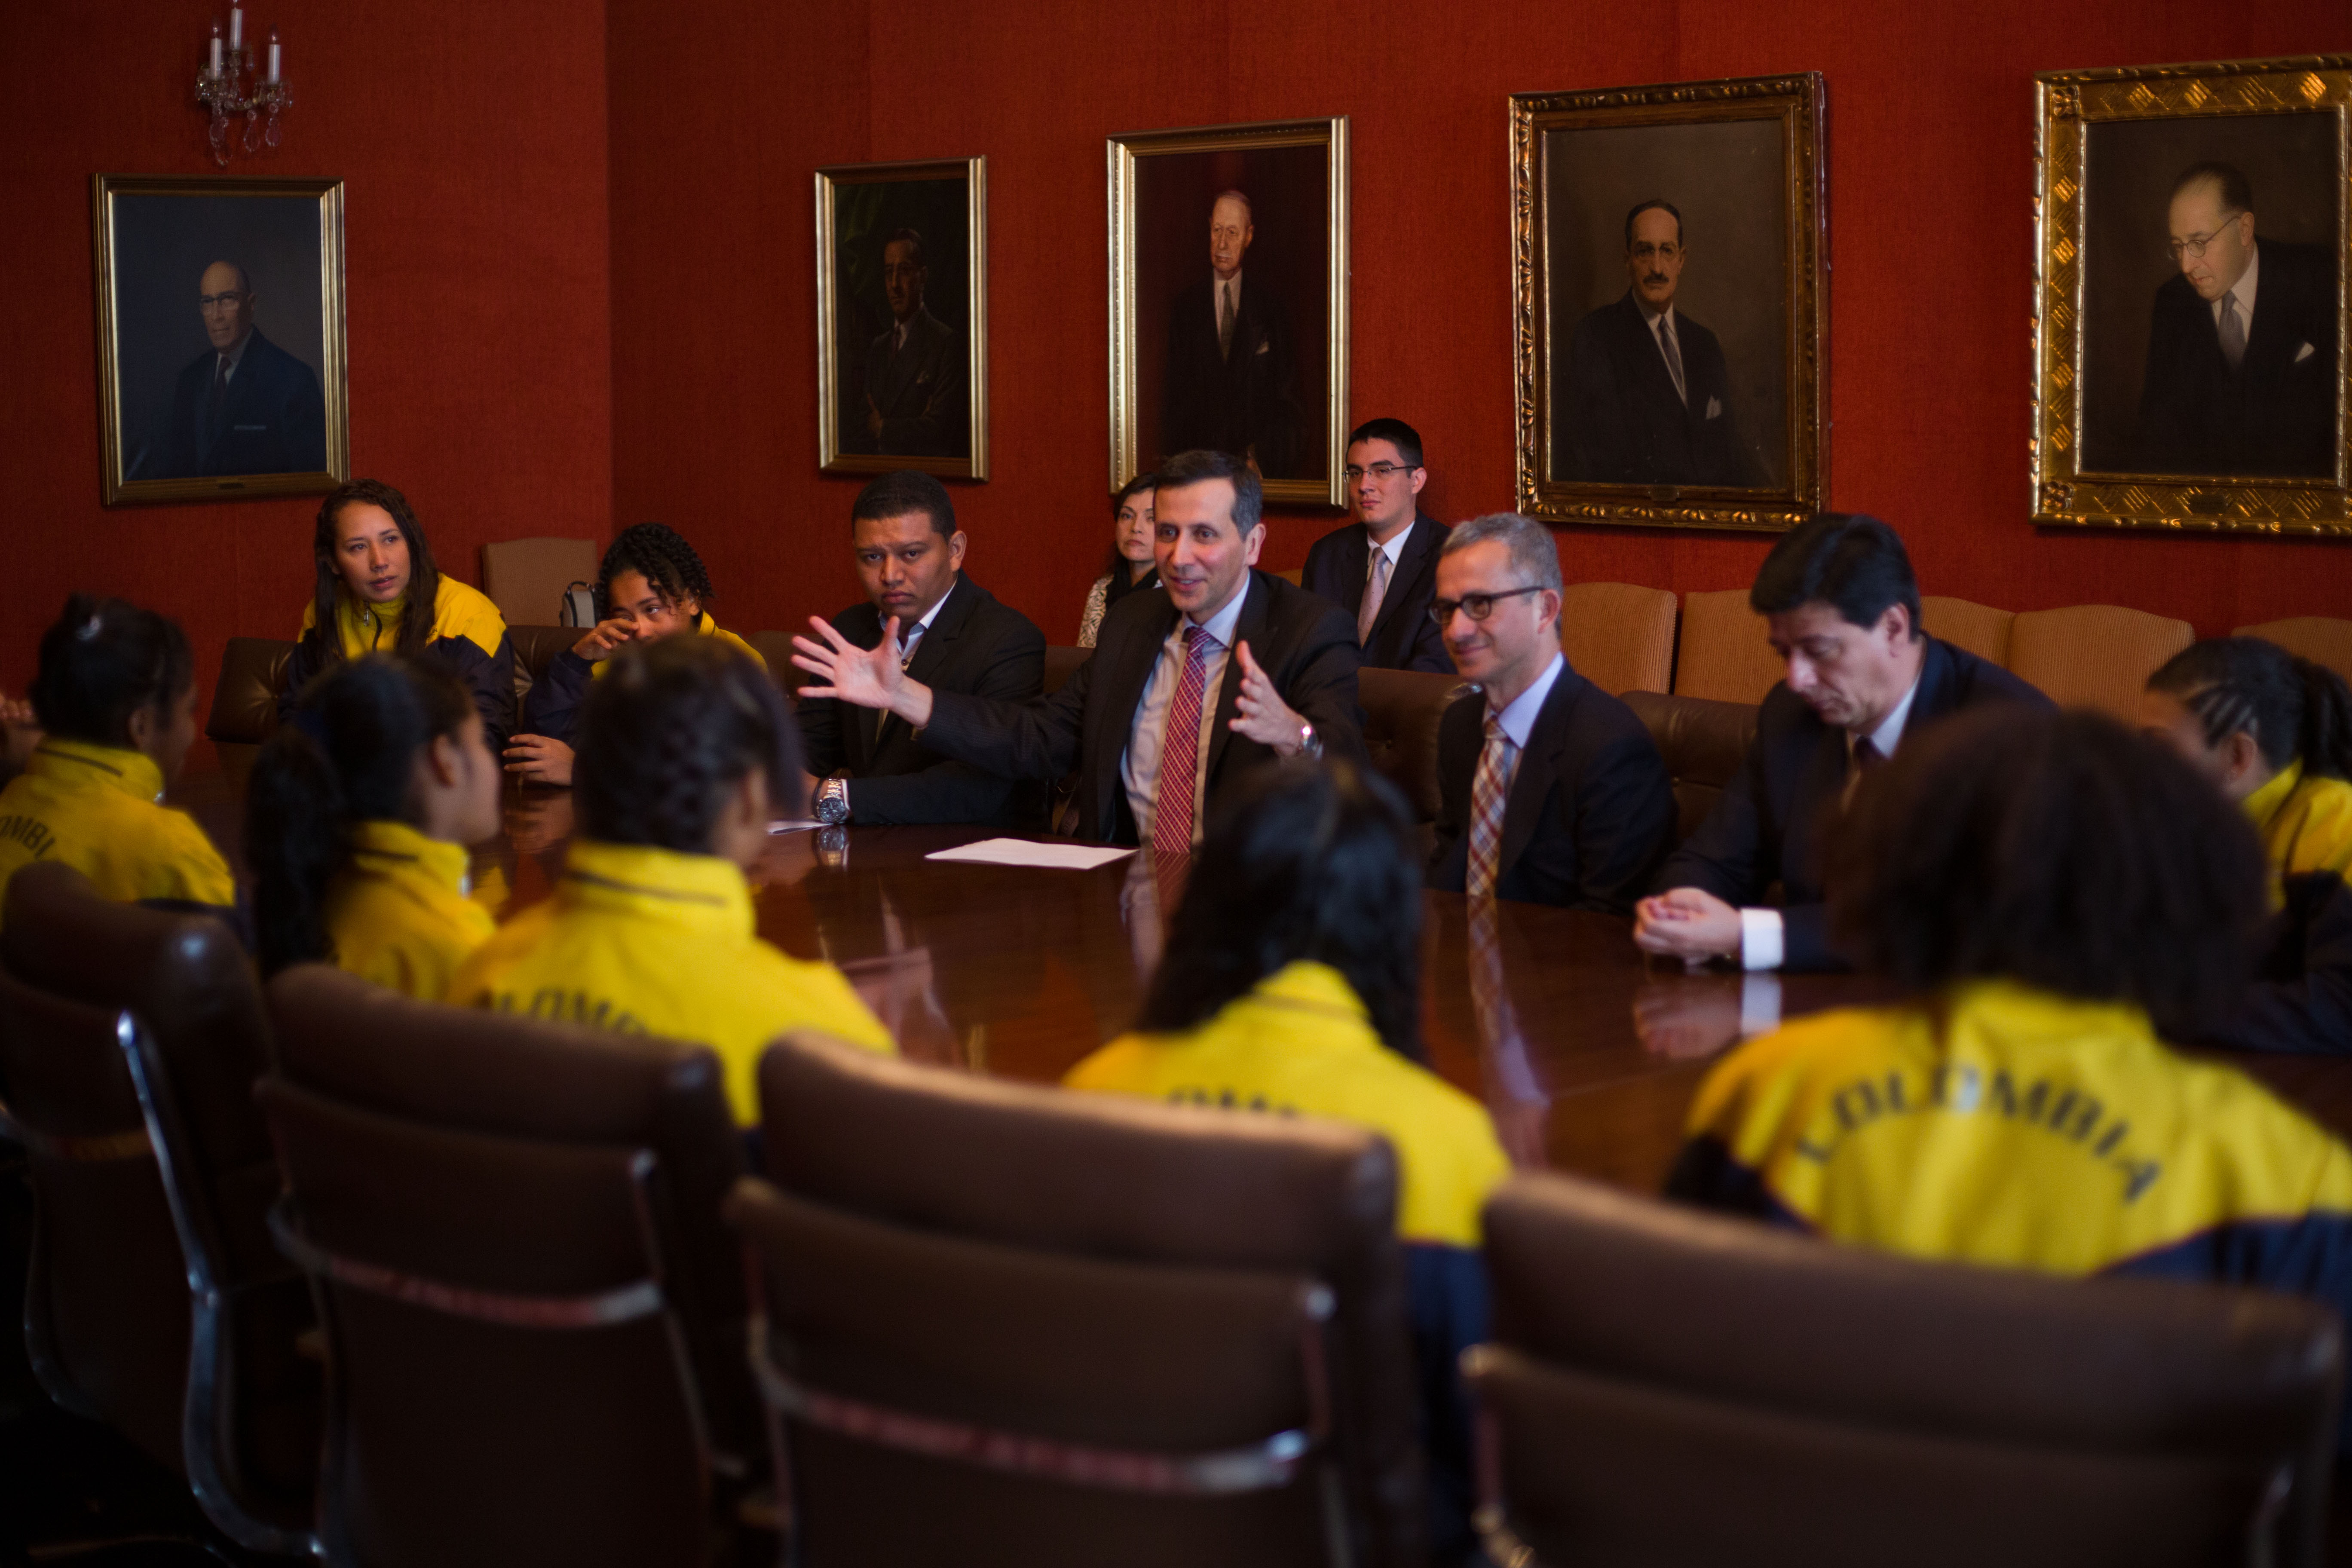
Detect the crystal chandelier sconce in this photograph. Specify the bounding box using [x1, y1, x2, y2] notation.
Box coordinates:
[196, 5, 291, 168]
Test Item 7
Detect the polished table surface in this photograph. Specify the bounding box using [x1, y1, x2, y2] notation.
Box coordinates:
[181, 767, 2352, 1195]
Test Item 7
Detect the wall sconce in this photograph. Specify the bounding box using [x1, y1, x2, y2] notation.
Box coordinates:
[195, 4, 290, 168]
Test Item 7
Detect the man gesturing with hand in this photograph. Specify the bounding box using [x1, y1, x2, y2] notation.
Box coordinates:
[794, 448, 1365, 850]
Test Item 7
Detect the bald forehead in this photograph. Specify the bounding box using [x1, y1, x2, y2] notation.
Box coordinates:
[199, 260, 250, 292]
[2170, 178, 2231, 227]
[1631, 208, 1680, 246]
[1211, 196, 1250, 228]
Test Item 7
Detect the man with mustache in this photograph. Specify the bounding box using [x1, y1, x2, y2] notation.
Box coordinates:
[857, 227, 965, 458]
[1559, 200, 1758, 488]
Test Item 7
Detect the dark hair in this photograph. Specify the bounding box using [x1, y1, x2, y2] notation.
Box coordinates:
[1136, 760, 1424, 1061]
[575, 636, 806, 853]
[851, 470, 956, 541]
[30, 594, 195, 747]
[2148, 637, 2352, 782]
[1625, 199, 1684, 248]
[312, 479, 443, 661]
[2171, 162, 2254, 216]
[245, 655, 475, 978]
[883, 227, 926, 266]
[1830, 706, 2266, 1039]
[1749, 511, 1921, 639]
[1155, 449, 1264, 536]
[1346, 418, 1425, 470]
[1103, 471, 1159, 579]
[597, 522, 716, 620]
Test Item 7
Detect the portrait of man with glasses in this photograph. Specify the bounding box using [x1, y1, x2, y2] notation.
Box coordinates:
[159, 256, 327, 480]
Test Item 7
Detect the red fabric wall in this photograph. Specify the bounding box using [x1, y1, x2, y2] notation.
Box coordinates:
[1, 0, 612, 744]
[609, 0, 2351, 657]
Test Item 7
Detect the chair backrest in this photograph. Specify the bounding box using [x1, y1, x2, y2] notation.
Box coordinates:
[1671, 588, 1781, 705]
[1358, 668, 1461, 826]
[750, 631, 805, 695]
[1044, 643, 1089, 695]
[1919, 594, 2015, 668]
[1470, 1172, 2341, 1568]
[0, 863, 318, 1549]
[1620, 691, 1760, 846]
[505, 623, 579, 720]
[2007, 604, 2194, 721]
[749, 1031, 1425, 1568]
[1274, 567, 1304, 587]
[480, 537, 599, 628]
[1558, 583, 1677, 696]
[204, 636, 296, 750]
[2235, 617, 2352, 687]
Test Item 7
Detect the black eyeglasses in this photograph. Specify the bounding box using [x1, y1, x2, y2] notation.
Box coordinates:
[1428, 586, 1544, 626]
[1342, 462, 1421, 482]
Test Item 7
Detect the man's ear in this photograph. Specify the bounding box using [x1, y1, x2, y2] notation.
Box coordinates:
[948, 530, 968, 572]
[1243, 523, 1265, 567]
[1879, 603, 1914, 645]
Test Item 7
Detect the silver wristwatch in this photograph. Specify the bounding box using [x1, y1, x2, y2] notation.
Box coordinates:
[1297, 720, 1323, 760]
[814, 777, 852, 825]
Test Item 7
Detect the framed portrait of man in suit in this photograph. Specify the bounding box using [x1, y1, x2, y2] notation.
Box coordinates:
[92, 174, 348, 506]
[1108, 118, 1349, 507]
[816, 156, 988, 479]
[1510, 76, 1826, 533]
[2034, 58, 2351, 537]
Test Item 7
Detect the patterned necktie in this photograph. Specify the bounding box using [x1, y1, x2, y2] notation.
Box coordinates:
[204, 354, 232, 448]
[1151, 626, 1213, 865]
[1218, 282, 1236, 361]
[1657, 314, 1688, 404]
[1467, 713, 1519, 897]
[1357, 550, 1392, 646]
[1844, 735, 1887, 810]
[2218, 294, 2247, 372]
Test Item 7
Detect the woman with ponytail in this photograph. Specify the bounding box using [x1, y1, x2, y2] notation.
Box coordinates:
[246, 655, 502, 996]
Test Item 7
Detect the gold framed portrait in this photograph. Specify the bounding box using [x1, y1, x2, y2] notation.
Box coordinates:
[816, 156, 988, 479]
[2033, 57, 2351, 536]
[92, 173, 349, 507]
[1107, 116, 1350, 507]
[1510, 74, 1827, 532]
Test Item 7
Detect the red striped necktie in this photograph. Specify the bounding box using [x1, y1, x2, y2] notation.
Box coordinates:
[1150, 626, 1213, 872]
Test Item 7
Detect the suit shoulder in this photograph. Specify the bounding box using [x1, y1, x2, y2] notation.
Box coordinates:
[1303, 521, 1362, 569]
[830, 600, 883, 641]
[1933, 639, 2051, 710]
[1555, 673, 1657, 747]
[968, 588, 1047, 649]
[1264, 573, 1359, 645]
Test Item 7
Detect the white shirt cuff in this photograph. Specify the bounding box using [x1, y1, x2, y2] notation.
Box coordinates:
[1739, 908, 1784, 972]
[1739, 972, 1783, 1037]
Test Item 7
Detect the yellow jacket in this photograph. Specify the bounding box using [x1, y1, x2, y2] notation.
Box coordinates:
[450, 838, 892, 1121]
[299, 573, 508, 663]
[2245, 760, 2352, 893]
[325, 820, 497, 1001]
[1065, 961, 1510, 1248]
[0, 739, 235, 921]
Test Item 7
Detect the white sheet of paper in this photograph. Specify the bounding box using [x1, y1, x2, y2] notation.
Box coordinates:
[767, 818, 823, 835]
[924, 838, 1137, 870]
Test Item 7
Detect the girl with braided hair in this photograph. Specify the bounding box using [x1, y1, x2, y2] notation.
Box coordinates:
[453, 636, 890, 1121]
[506, 521, 767, 787]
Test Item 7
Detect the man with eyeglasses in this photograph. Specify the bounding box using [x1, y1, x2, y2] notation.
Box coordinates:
[158, 258, 327, 481]
[1426, 512, 1673, 910]
[2135, 162, 2334, 478]
[1299, 418, 1454, 673]
[1559, 199, 1758, 490]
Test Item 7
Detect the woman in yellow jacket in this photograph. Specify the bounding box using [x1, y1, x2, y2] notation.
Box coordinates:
[0, 595, 234, 924]
[452, 635, 890, 1123]
[1063, 760, 1508, 1558]
[245, 655, 503, 998]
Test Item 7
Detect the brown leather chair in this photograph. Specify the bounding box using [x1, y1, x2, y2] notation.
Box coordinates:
[479, 536, 598, 628]
[1469, 1172, 2342, 1568]
[1358, 667, 1462, 826]
[1620, 690, 1759, 846]
[750, 630, 807, 695]
[204, 636, 297, 775]
[741, 1030, 1426, 1568]
[0, 862, 318, 1553]
[1671, 588, 1782, 705]
[1919, 594, 2015, 667]
[1558, 582, 1677, 696]
[260, 964, 754, 1566]
[2008, 603, 2194, 721]
[506, 622, 580, 724]
[2236, 617, 2352, 687]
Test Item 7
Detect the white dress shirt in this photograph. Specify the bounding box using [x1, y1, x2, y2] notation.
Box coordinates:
[1485, 651, 1565, 752]
[893, 583, 952, 665]
[1639, 303, 1685, 403]
[1121, 582, 1248, 847]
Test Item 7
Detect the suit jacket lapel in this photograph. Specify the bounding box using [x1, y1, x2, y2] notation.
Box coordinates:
[1205, 573, 1270, 787]
[1094, 590, 1179, 831]
[1334, 528, 1371, 616]
[1496, 668, 1575, 879]
[1905, 637, 1959, 735]
[1369, 515, 1441, 646]
[876, 576, 976, 749]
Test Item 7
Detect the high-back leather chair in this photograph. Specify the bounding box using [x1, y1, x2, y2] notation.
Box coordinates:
[479, 536, 598, 628]
[2236, 616, 2352, 687]
[0, 863, 318, 1552]
[741, 1030, 1425, 1568]
[1469, 1173, 2342, 1568]
[1671, 588, 1781, 705]
[204, 636, 297, 777]
[1621, 691, 1759, 845]
[1919, 594, 2015, 667]
[1558, 582, 1677, 696]
[1357, 667, 1461, 827]
[2007, 604, 2194, 721]
[261, 964, 755, 1567]
[750, 630, 802, 695]
[505, 623, 580, 724]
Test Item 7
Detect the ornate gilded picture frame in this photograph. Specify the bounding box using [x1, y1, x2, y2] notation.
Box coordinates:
[1510, 75, 1826, 532]
[1107, 117, 1350, 507]
[92, 173, 348, 506]
[2033, 58, 2350, 536]
[816, 156, 988, 480]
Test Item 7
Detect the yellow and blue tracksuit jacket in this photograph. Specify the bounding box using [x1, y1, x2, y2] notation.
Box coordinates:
[286, 576, 516, 750]
[449, 837, 891, 1122]
[1065, 960, 1511, 1554]
[324, 820, 498, 1001]
[2247, 760, 2352, 893]
[2222, 764, 2352, 1056]
[0, 739, 236, 926]
[521, 614, 766, 745]
[1671, 978, 2352, 1327]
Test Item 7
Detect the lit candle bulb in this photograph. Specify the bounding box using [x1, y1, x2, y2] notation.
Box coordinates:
[229, 6, 242, 49]
[268, 28, 280, 82]
[209, 19, 223, 72]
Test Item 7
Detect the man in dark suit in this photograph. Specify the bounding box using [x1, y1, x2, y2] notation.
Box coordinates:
[857, 228, 965, 458]
[2135, 163, 2337, 478]
[1300, 417, 1454, 674]
[1636, 513, 2049, 972]
[159, 260, 326, 478]
[793, 450, 1362, 849]
[798, 471, 1044, 826]
[1559, 201, 1759, 489]
[1426, 513, 1675, 910]
[1161, 191, 1300, 478]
